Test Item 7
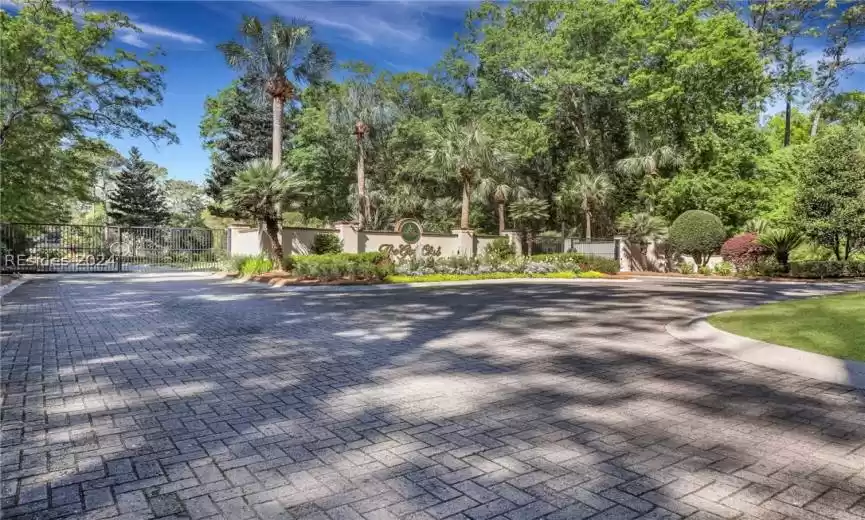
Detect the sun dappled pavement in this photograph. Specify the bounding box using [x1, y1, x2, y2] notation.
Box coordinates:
[2, 274, 864, 520]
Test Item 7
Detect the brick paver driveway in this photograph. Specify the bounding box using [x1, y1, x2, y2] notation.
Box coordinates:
[2, 274, 864, 520]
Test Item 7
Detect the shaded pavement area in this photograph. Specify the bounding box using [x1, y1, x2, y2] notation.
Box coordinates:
[2, 274, 864, 520]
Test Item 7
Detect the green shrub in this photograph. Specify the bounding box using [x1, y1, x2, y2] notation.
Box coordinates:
[677, 262, 695, 275]
[669, 210, 727, 266]
[751, 257, 783, 277]
[310, 233, 342, 255]
[294, 252, 391, 281]
[789, 261, 865, 279]
[576, 271, 605, 279]
[697, 265, 712, 276]
[532, 253, 619, 274]
[713, 261, 734, 276]
[484, 237, 515, 261]
[282, 255, 296, 272]
[232, 255, 273, 275]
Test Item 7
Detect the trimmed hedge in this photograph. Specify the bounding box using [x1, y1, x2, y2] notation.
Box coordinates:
[531, 252, 620, 274]
[669, 210, 726, 265]
[789, 261, 865, 279]
[293, 252, 392, 281]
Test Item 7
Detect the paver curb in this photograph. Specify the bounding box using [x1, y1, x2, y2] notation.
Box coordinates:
[666, 313, 865, 390]
[221, 275, 642, 293]
[0, 276, 29, 299]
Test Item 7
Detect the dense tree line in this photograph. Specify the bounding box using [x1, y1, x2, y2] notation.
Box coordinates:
[203, 0, 865, 254]
[1, 0, 862, 261]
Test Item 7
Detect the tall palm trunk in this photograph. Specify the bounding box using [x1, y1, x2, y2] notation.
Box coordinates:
[584, 210, 592, 242]
[263, 215, 283, 268]
[497, 202, 506, 234]
[460, 176, 471, 230]
[272, 97, 284, 168]
[355, 132, 368, 228]
[268, 95, 285, 261]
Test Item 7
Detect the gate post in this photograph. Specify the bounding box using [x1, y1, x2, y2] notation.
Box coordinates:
[117, 228, 123, 272]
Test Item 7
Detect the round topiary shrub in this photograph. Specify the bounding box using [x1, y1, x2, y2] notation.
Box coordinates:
[669, 210, 726, 266]
[721, 232, 769, 271]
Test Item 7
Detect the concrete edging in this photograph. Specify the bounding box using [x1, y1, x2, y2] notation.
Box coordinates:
[222, 275, 642, 294]
[0, 276, 30, 299]
[666, 313, 865, 390]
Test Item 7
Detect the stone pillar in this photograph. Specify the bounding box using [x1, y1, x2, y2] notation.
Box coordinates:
[614, 235, 630, 272]
[452, 229, 476, 257]
[336, 221, 360, 253]
[502, 231, 522, 256]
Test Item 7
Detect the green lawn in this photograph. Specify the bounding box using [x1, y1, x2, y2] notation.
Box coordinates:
[708, 291, 865, 361]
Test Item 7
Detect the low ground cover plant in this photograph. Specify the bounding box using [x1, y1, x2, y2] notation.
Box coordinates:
[386, 272, 578, 283]
[394, 252, 619, 277]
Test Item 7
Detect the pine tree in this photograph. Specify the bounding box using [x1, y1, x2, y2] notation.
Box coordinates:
[107, 147, 169, 226]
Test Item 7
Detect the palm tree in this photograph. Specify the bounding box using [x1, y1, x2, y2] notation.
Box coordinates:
[219, 16, 334, 169]
[616, 212, 667, 270]
[426, 121, 501, 230]
[477, 169, 529, 234]
[757, 228, 804, 270]
[328, 82, 397, 228]
[509, 198, 549, 256]
[222, 159, 307, 265]
[615, 129, 682, 212]
[554, 173, 614, 241]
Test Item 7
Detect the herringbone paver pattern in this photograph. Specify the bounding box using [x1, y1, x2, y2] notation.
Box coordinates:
[2, 275, 864, 520]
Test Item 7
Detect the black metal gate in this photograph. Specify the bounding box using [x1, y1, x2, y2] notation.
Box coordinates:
[1, 223, 228, 273]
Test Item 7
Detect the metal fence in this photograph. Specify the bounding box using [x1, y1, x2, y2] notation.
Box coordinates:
[1, 222, 228, 273]
[531, 236, 620, 259]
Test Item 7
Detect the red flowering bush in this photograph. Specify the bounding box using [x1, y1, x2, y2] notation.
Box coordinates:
[721, 233, 769, 271]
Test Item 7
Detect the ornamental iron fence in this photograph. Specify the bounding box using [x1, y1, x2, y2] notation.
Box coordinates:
[0, 222, 228, 273]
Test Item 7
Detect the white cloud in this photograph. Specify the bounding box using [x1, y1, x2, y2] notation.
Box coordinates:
[131, 21, 206, 46]
[256, 1, 426, 47]
[5, 1, 206, 48]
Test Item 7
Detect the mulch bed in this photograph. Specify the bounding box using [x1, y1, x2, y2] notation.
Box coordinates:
[222, 272, 381, 287]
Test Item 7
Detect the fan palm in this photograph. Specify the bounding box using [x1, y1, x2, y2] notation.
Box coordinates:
[555, 173, 614, 241]
[509, 198, 549, 256]
[328, 82, 397, 228]
[616, 212, 667, 270]
[218, 16, 334, 169]
[426, 121, 501, 230]
[615, 129, 682, 212]
[757, 228, 804, 269]
[477, 168, 529, 234]
[222, 159, 308, 264]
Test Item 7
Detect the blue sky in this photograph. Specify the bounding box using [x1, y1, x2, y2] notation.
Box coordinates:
[85, 1, 471, 182]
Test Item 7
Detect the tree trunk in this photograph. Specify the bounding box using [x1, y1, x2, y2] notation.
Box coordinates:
[263, 216, 283, 269]
[526, 231, 533, 256]
[584, 211, 592, 242]
[783, 91, 793, 147]
[271, 97, 284, 168]
[460, 179, 471, 230]
[497, 202, 506, 234]
[356, 134, 367, 228]
[810, 107, 821, 138]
